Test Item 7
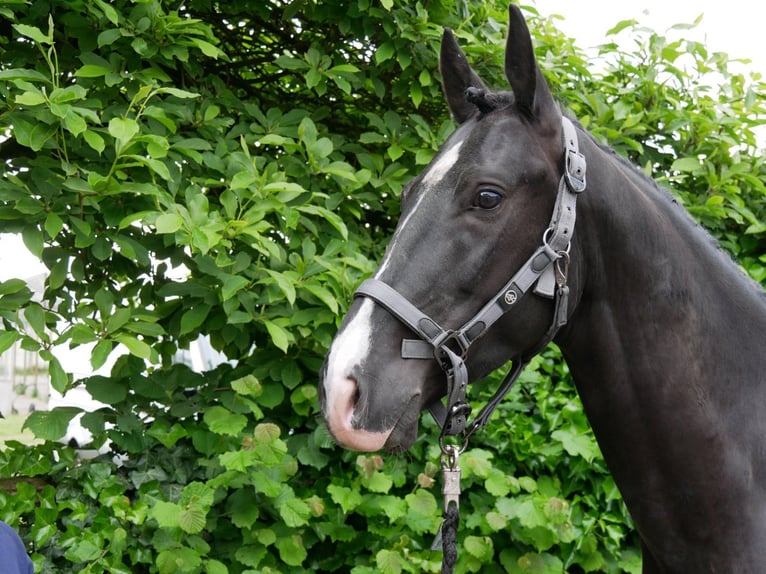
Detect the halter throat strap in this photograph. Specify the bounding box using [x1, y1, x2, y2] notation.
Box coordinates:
[354, 116, 586, 441]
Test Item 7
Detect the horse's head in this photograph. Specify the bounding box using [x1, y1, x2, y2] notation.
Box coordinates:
[319, 6, 571, 451]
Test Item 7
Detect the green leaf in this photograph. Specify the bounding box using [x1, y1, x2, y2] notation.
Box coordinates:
[264, 320, 291, 353]
[0, 330, 20, 354]
[85, 375, 127, 404]
[44, 212, 64, 239]
[94, 0, 119, 25]
[264, 270, 296, 305]
[24, 407, 82, 440]
[301, 282, 338, 313]
[76, 64, 112, 78]
[221, 275, 249, 301]
[15, 90, 46, 106]
[464, 535, 494, 562]
[671, 157, 701, 173]
[404, 489, 438, 533]
[155, 213, 184, 234]
[297, 205, 348, 239]
[276, 534, 307, 566]
[327, 484, 362, 513]
[178, 507, 207, 534]
[204, 406, 247, 436]
[277, 493, 311, 527]
[64, 538, 102, 563]
[376, 549, 403, 574]
[551, 427, 601, 462]
[24, 303, 47, 340]
[156, 548, 202, 574]
[13, 23, 52, 45]
[22, 225, 44, 258]
[231, 374, 262, 398]
[150, 501, 181, 528]
[114, 334, 152, 359]
[63, 109, 88, 136]
[49, 85, 87, 104]
[180, 304, 211, 335]
[365, 471, 393, 494]
[375, 41, 395, 64]
[156, 87, 200, 99]
[108, 117, 139, 151]
[97, 28, 122, 47]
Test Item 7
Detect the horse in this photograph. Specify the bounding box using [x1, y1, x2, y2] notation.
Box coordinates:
[318, 5, 766, 572]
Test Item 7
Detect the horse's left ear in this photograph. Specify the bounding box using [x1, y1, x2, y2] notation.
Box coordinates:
[504, 5, 558, 127]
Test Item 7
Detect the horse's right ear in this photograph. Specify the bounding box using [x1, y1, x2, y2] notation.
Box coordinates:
[440, 28, 487, 124]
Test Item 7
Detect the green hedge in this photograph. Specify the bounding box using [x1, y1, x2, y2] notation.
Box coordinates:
[0, 1, 763, 572]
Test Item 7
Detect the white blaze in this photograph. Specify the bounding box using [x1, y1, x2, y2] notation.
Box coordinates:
[322, 137, 464, 450]
[376, 138, 464, 276]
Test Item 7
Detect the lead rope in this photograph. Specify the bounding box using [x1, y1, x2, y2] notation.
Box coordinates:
[430, 444, 462, 572]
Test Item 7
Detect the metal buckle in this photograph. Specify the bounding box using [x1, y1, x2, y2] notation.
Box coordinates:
[434, 330, 471, 359]
[565, 148, 587, 193]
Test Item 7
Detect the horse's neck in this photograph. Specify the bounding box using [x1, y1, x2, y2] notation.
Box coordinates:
[563, 137, 766, 376]
[555, 137, 766, 561]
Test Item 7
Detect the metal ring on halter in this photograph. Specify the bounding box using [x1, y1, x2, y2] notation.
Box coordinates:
[439, 433, 469, 457]
[542, 227, 571, 255]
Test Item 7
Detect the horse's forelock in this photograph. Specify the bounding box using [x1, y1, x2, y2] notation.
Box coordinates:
[464, 87, 514, 116]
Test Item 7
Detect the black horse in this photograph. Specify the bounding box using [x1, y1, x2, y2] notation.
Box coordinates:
[319, 5, 766, 572]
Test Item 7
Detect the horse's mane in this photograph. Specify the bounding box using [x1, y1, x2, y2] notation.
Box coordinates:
[573, 118, 766, 298]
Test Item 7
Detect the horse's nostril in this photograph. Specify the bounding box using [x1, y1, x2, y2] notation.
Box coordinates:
[349, 377, 361, 410]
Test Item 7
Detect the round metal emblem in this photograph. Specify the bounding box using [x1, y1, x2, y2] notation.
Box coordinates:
[504, 289, 518, 305]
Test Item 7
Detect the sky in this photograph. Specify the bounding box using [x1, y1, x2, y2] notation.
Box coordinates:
[1, 0, 764, 281]
[539, 0, 765, 76]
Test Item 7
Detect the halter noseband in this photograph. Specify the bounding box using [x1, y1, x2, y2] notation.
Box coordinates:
[354, 116, 586, 446]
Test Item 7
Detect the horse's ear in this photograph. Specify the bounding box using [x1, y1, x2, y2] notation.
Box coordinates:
[440, 28, 487, 124]
[504, 5, 558, 126]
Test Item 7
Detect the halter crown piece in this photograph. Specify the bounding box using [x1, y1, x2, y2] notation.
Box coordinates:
[355, 116, 586, 447]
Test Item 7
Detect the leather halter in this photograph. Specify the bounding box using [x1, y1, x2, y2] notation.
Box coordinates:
[354, 116, 586, 445]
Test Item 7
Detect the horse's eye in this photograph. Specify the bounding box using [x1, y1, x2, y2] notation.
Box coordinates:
[474, 188, 503, 210]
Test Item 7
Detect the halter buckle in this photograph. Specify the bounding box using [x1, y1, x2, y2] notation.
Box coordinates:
[565, 148, 587, 193]
[434, 330, 471, 359]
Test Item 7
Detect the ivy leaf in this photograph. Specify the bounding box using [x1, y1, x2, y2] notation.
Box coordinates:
[64, 539, 102, 563]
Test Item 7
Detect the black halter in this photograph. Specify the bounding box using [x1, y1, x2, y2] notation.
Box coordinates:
[354, 116, 586, 447]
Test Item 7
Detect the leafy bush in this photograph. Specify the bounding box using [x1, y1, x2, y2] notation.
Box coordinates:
[0, 1, 763, 573]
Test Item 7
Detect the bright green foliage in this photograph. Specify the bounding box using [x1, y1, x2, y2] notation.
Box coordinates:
[0, 1, 764, 573]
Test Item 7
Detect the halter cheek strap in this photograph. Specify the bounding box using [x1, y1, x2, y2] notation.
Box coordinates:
[354, 116, 586, 443]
